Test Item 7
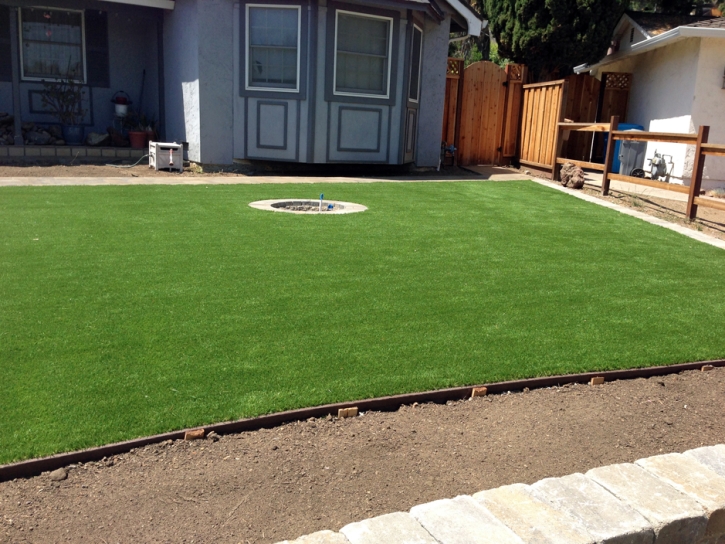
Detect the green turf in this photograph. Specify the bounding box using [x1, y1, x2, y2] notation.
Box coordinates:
[1, 180, 724, 464]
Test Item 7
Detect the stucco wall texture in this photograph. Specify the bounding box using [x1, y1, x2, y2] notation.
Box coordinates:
[599, 37, 725, 188]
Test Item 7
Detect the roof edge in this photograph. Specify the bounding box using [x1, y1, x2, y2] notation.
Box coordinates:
[439, 0, 483, 36]
[99, 0, 175, 9]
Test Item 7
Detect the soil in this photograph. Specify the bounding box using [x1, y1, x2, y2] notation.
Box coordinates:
[2, 368, 725, 544]
[579, 184, 725, 242]
[0, 161, 474, 180]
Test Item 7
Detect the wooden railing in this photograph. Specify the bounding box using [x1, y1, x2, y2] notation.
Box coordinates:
[552, 116, 725, 221]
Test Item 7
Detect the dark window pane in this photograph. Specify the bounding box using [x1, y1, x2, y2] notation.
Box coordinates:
[335, 12, 390, 95]
[408, 26, 422, 101]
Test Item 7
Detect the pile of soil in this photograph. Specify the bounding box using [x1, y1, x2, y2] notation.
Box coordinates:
[2, 367, 724, 544]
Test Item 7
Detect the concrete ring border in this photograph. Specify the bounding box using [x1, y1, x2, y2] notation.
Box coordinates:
[249, 199, 367, 214]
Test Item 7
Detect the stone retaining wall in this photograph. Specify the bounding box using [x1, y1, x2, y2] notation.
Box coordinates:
[0, 146, 147, 162]
[278, 444, 725, 544]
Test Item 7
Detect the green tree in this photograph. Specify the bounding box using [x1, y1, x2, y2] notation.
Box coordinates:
[482, 0, 629, 80]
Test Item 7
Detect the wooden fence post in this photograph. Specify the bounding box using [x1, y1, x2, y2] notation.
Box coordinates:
[551, 80, 569, 181]
[686, 125, 710, 221]
[601, 115, 619, 196]
[453, 60, 465, 166]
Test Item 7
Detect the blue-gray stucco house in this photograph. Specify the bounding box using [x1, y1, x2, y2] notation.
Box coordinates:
[0, 0, 481, 167]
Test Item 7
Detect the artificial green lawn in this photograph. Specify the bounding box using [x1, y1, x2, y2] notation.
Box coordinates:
[2, 180, 724, 464]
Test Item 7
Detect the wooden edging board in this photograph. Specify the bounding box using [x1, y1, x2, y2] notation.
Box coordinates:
[2, 358, 725, 482]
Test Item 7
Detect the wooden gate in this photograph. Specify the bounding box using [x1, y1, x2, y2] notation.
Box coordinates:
[442, 60, 526, 166]
[519, 80, 567, 171]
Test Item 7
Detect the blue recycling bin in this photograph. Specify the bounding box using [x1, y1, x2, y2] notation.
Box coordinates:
[603, 123, 644, 174]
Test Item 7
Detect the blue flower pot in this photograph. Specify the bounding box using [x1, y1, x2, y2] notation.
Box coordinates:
[62, 125, 85, 145]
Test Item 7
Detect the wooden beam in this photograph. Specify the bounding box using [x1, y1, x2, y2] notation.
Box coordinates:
[686, 126, 709, 220]
[602, 116, 619, 196]
[557, 122, 611, 132]
[694, 196, 725, 212]
[519, 159, 553, 171]
[523, 79, 567, 90]
[555, 158, 605, 171]
[611, 131, 698, 145]
[607, 173, 691, 194]
[702, 143, 725, 157]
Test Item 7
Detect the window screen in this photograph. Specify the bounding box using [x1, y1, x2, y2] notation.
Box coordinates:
[248, 6, 299, 90]
[408, 25, 422, 102]
[20, 8, 84, 81]
[335, 12, 391, 96]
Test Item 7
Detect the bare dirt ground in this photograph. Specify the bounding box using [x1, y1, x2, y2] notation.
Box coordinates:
[0, 161, 475, 180]
[2, 368, 725, 544]
[581, 184, 725, 242]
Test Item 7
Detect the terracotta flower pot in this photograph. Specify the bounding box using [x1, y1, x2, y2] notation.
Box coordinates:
[128, 131, 147, 149]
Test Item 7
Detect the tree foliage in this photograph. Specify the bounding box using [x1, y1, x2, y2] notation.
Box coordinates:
[482, 0, 629, 79]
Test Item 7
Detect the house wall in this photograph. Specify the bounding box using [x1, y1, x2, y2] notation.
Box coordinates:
[416, 14, 450, 167]
[0, 0, 160, 139]
[163, 0, 200, 161]
[595, 38, 701, 184]
[691, 37, 725, 189]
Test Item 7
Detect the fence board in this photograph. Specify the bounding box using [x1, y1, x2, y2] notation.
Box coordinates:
[519, 80, 566, 169]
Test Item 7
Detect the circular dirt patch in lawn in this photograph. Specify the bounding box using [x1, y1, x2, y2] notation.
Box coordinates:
[249, 199, 367, 214]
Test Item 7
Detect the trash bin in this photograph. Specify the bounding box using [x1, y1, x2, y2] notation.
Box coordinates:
[618, 131, 647, 176]
[603, 123, 644, 174]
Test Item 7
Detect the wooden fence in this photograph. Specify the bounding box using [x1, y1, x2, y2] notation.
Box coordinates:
[553, 116, 725, 221]
[519, 79, 567, 171]
[442, 59, 526, 166]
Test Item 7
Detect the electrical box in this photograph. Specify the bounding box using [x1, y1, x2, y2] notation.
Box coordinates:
[149, 141, 183, 172]
[618, 131, 647, 176]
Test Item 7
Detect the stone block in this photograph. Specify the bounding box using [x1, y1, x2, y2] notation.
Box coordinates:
[8, 146, 24, 157]
[684, 445, 725, 479]
[587, 463, 707, 544]
[410, 495, 524, 544]
[637, 453, 725, 538]
[531, 473, 654, 544]
[69, 147, 87, 157]
[474, 483, 594, 543]
[86, 148, 101, 157]
[276, 530, 350, 544]
[56, 147, 71, 157]
[116, 149, 131, 158]
[0, 146, 8, 157]
[130, 149, 145, 158]
[40, 146, 56, 157]
[25, 147, 40, 156]
[101, 148, 116, 157]
[341, 512, 437, 544]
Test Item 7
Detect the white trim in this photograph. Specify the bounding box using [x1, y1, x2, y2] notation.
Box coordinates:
[575, 25, 725, 74]
[18, 7, 87, 84]
[333, 9, 394, 100]
[99, 0, 175, 9]
[408, 23, 423, 104]
[444, 0, 483, 37]
[244, 4, 301, 93]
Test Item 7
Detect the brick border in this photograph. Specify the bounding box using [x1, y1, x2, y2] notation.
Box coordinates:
[0, 145, 146, 162]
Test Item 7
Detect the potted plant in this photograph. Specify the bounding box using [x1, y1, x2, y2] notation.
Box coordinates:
[41, 73, 87, 146]
[124, 112, 155, 149]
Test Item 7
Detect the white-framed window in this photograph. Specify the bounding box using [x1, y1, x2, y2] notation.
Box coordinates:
[19, 7, 86, 82]
[245, 4, 301, 92]
[333, 10, 393, 99]
[408, 24, 423, 103]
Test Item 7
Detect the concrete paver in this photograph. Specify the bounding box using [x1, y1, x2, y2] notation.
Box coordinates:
[637, 453, 725, 538]
[530, 473, 655, 544]
[473, 483, 594, 544]
[684, 445, 725, 478]
[279, 530, 350, 544]
[340, 512, 438, 544]
[587, 463, 707, 543]
[410, 495, 524, 544]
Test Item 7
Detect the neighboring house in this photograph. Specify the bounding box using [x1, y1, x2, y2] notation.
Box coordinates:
[575, 12, 725, 189]
[0, 0, 482, 167]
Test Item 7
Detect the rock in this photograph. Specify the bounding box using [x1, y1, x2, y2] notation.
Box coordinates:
[47, 125, 62, 139]
[86, 132, 110, 147]
[21, 122, 35, 132]
[49, 468, 67, 481]
[184, 428, 205, 441]
[0, 114, 13, 126]
[560, 162, 586, 189]
[55, 139, 65, 146]
[207, 431, 220, 442]
[25, 131, 52, 145]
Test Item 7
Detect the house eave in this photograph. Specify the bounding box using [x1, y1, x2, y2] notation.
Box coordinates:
[99, 0, 175, 9]
[574, 26, 725, 74]
[439, 0, 483, 36]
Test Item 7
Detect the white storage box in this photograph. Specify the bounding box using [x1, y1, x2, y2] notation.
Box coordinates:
[149, 141, 183, 172]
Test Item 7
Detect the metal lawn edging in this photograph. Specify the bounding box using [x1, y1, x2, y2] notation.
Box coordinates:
[2, 358, 724, 482]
